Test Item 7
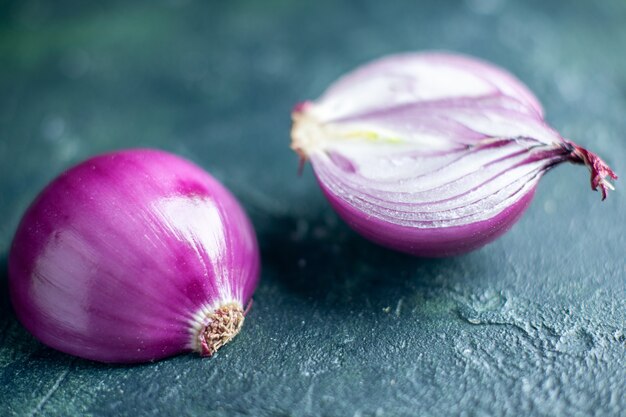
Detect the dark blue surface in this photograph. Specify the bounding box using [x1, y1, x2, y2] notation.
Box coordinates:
[1, 1, 624, 416]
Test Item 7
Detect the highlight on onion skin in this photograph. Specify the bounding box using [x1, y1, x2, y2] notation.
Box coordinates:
[9, 149, 260, 363]
[291, 52, 617, 257]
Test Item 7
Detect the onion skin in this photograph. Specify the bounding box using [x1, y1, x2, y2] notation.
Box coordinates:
[9, 149, 260, 363]
[291, 52, 617, 257]
[321, 185, 536, 258]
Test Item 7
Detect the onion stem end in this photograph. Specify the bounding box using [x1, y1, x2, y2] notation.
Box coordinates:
[565, 140, 618, 200]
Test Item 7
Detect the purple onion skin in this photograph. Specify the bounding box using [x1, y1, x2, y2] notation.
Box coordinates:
[321, 185, 536, 258]
[9, 149, 260, 363]
[292, 52, 617, 257]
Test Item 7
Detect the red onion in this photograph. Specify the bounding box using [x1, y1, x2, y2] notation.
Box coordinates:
[9, 149, 260, 363]
[291, 52, 617, 257]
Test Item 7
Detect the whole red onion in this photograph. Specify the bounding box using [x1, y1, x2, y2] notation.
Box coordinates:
[291, 52, 617, 257]
[9, 149, 260, 363]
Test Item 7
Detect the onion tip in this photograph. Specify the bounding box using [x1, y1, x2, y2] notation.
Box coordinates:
[565, 140, 618, 200]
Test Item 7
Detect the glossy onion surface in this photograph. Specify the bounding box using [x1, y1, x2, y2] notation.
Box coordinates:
[9, 149, 260, 363]
[291, 52, 616, 257]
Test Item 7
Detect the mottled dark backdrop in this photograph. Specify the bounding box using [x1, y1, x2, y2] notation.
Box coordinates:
[1, 1, 624, 416]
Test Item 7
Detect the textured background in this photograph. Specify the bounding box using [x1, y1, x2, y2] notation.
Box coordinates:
[1, 0, 624, 416]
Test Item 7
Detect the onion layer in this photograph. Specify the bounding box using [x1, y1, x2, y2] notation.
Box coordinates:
[9, 149, 260, 363]
[291, 52, 617, 257]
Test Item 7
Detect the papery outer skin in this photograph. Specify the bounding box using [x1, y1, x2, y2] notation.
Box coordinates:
[9, 149, 260, 363]
[292, 52, 616, 257]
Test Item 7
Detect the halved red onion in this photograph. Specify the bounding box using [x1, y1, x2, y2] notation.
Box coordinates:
[291, 52, 617, 257]
[9, 149, 260, 363]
